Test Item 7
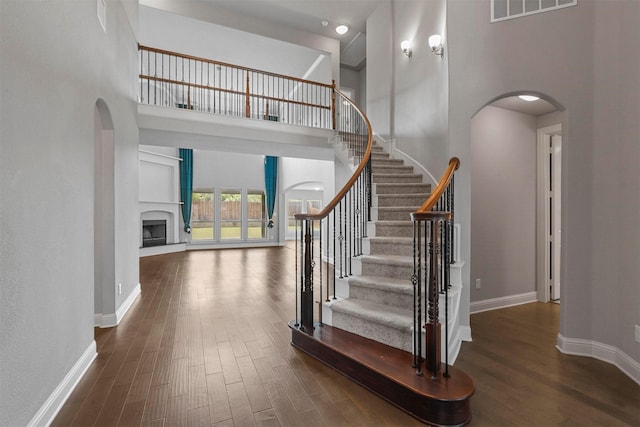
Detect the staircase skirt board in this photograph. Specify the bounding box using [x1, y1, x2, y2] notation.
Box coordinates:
[290, 322, 473, 426]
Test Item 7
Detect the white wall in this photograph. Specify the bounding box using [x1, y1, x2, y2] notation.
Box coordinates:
[0, 0, 139, 425]
[471, 106, 537, 302]
[367, 0, 448, 176]
[139, 4, 334, 84]
[367, 1, 393, 138]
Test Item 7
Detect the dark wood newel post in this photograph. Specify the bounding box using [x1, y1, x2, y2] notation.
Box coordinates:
[426, 217, 441, 378]
[301, 220, 315, 332]
[331, 80, 336, 130]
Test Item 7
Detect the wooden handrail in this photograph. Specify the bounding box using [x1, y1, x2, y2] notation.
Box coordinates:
[295, 87, 373, 221]
[411, 157, 460, 218]
[139, 44, 334, 89]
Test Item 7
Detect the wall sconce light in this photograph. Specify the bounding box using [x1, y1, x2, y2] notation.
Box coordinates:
[400, 40, 413, 58]
[428, 34, 444, 57]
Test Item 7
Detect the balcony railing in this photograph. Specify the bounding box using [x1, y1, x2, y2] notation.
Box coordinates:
[138, 44, 335, 129]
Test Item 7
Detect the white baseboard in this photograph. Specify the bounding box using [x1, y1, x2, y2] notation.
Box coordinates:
[27, 341, 97, 427]
[95, 282, 141, 328]
[458, 325, 473, 342]
[470, 291, 537, 314]
[557, 334, 640, 386]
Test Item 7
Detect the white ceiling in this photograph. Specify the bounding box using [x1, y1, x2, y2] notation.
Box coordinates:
[199, 0, 382, 69]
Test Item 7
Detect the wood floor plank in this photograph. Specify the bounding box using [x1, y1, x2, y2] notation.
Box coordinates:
[205, 372, 232, 424]
[53, 247, 639, 427]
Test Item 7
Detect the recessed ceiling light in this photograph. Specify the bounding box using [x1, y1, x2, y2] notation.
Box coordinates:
[518, 95, 540, 102]
[336, 25, 349, 35]
[321, 20, 328, 27]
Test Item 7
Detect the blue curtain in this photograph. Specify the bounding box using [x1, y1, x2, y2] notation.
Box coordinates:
[264, 156, 278, 228]
[179, 148, 193, 233]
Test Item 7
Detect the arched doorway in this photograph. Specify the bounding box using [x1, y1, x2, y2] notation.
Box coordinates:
[469, 92, 564, 313]
[94, 99, 116, 327]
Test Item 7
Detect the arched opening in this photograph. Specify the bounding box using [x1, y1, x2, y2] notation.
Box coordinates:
[94, 99, 116, 327]
[469, 92, 565, 315]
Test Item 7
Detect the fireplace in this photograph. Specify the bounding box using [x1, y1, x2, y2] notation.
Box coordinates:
[142, 220, 167, 247]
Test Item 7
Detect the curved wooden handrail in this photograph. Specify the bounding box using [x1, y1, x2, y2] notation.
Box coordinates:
[139, 44, 334, 89]
[411, 157, 460, 220]
[294, 88, 373, 221]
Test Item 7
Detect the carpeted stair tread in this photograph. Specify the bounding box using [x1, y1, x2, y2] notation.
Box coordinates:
[360, 254, 413, 266]
[331, 299, 412, 332]
[349, 275, 413, 296]
[368, 236, 413, 244]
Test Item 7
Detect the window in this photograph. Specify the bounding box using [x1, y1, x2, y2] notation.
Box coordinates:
[191, 190, 214, 240]
[220, 190, 242, 239]
[247, 190, 267, 239]
[491, 0, 576, 22]
[287, 199, 303, 233]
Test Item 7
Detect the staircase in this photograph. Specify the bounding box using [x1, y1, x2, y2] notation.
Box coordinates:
[324, 142, 463, 360]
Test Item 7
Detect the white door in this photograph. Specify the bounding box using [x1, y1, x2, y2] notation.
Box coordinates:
[550, 135, 562, 301]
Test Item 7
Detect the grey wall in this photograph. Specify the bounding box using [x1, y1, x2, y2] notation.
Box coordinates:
[0, 1, 139, 425]
[471, 106, 537, 302]
[448, 0, 640, 365]
[591, 0, 640, 361]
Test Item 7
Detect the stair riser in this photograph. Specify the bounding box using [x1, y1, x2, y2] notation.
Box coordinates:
[332, 312, 413, 352]
[375, 184, 431, 194]
[376, 195, 428, 207]
[374, 224, 414, 238]
[372, 159, 405, 168]
[372, 166, 415, 174]
[377, 210, 414, 221]
[369, 241, 414, 257]
[372, 175, 423, 184]
[349, 285, 413, 308]
[361, 261, 413, 280]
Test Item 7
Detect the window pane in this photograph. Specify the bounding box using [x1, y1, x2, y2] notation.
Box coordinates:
[307, 199, 322, 231]
[248, 190, 266, 239]
[287, 199, 302, 232]
[524, 0, 539, 12]
[221, 190, 241, 239]
[509, 0, 523, 15]
[191, 190, 214, 240]
[541, 0, 556, 9]
[493, 0, 508, 19]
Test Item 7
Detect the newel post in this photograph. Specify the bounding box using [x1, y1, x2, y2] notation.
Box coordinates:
[301, 220, 315, 332]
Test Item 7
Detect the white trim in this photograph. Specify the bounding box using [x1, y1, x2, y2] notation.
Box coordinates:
[470, 291, 537, 314]
[27, 341, 97, 427]
[536, 124, 562, 303]
[557, 334, 640, 386]
[140, 242, 187, 257]
[95, 283, 141, 328]
[458, 325, 473, 342]
[373, 135, 438, 186]
[116, 283, 141, 324]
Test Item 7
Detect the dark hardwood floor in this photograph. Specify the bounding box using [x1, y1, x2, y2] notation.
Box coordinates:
[53, 246, 639, 426]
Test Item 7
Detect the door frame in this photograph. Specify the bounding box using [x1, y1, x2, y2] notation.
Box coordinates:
[536, 124, 562, 303]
